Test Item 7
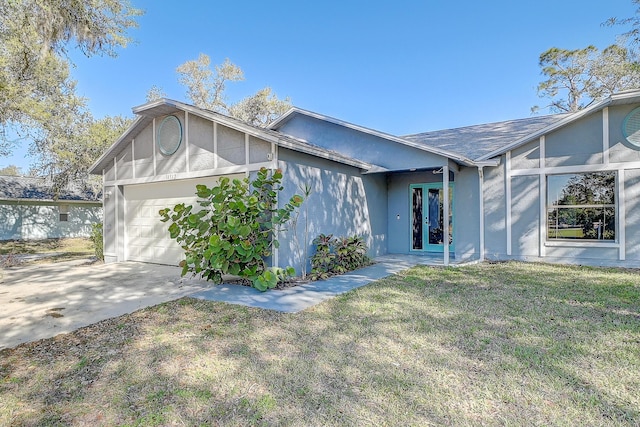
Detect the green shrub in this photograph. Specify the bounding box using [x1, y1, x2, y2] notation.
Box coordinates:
[159, 168, 304, 292]
[309, 233, 335, 280]
[90, 222, 104, 261]
[310, 234, 370, 280]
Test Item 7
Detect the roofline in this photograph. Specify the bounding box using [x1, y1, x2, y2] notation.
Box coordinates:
[89, 115, 146, 174]
[268, 107, 478, 166]
[0, 198, 101, 204]
[476, 90, 640, 160]
[90, 99, 374, 174]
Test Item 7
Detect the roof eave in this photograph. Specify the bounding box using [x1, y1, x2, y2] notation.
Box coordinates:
[475, 90, 640, 161]
[88, 115, 146, 174]
[0, 197, 101, 203]
[269, 107, 477, 166]
[90, 100, 374, 175]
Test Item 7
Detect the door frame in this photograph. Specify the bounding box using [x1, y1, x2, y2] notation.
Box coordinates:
[409, 182, 455, 253]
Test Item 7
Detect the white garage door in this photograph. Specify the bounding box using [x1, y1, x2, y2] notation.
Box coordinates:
[124, 175, 243, 265]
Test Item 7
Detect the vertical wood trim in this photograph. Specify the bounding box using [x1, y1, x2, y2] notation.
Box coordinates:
[113, 157, 118, 181]
[115, 185, 120, 261]
[443, 165, 450, 266]
[152, 118, 157, 176]
[131, 139, 136, 179]
[619, 168, 626, 261]
[271, 141, 277, 168]
[245, 133, 250, 165]
[478, 167, 485, 261]
[213, 122, 218, 169]
[506, 151, 512, 256]
[122, 186, 128, 262]
[102, 169, 106, 253]
[539, 135, 545, 169]
[539, 174, 546, 257]
[603, 107, 610, 165]
[185, 111, 190, 173]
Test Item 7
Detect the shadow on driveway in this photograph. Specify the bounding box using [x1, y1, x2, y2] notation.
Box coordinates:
[0, 260, 213, 350]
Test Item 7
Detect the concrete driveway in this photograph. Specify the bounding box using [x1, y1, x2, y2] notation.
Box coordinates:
[0, 259, 213, 350]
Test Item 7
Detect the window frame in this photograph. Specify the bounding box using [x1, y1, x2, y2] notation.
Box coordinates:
[545, 171, 617, 243]
[59, 204, 69, 222]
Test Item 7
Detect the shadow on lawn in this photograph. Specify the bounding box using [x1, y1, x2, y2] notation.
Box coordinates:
[2, 262, 639, 425]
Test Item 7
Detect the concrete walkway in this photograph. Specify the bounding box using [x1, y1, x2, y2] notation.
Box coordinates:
[190, 254, 448, 313]
[1, 253, 459, 350]
[0, 260, 213, 350]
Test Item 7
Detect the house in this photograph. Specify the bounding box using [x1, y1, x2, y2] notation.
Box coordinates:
[0, 176, 102, 240]
[89, 90, 640, 270]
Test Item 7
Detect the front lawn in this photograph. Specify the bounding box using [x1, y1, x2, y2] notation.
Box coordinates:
[1, 262, 638, 425]
[0, 238, 94, 265]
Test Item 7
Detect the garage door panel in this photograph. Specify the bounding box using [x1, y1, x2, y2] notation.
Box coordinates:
[124, 175, 242, 265]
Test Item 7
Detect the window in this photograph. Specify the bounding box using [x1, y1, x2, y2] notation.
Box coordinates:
[547, 172, 615, 241]
[59, 205, 69, 222]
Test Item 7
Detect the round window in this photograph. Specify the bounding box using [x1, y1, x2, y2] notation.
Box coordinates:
[157, 115, 182, 155]
[623, 107, 640, 148]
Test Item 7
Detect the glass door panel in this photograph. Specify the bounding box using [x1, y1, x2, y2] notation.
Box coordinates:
[412, 187, 423, 250]
[410, 183, 454, 252]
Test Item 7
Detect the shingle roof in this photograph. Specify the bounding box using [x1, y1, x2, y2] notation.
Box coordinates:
[0, 176, 101, 202]
[403, 114, 570, 160]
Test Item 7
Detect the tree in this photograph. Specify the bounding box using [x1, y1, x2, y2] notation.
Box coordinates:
[534, 44, 640, 113]
[145, 85, 167, 102]
[604, 0, 640, 45]
[0, 0, 142, 155]
[31, 114, 133, 192]
[230, 87, 292, 127]
[176, 54, 291, 126]
[0, 165, 23, 176]
[176, 54, 244, 113]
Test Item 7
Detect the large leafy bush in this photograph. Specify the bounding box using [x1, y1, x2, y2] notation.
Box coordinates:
[159, 168, 303, 291]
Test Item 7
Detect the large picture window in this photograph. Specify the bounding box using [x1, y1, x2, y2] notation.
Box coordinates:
[547, 171, 616, 241]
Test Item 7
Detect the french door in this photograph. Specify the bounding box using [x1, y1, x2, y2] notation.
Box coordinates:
[410, 183, 454, 252]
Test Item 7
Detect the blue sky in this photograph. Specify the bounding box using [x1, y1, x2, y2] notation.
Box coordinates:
[3, 0, 637, 170]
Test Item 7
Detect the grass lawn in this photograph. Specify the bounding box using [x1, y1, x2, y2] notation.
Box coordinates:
[1, 261, 639, 426]
[0, 238, 95, 265]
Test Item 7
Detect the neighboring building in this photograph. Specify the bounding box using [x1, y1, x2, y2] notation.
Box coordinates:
[0, 176, 102, 240]
[89, 90, 640, 269]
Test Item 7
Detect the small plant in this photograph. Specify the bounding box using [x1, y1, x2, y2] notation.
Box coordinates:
[310, 234, 336, 280]
[334, 235, 369, 272]
[310, 234, 370, 280]
[90, 223, 104, 261]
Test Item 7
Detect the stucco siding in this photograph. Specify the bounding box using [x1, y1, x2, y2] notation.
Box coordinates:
[0, 202, 101, 240]
[511, 140, 539, 170]
[134, 125, 154, 178]
[276, 148, 387, 275]
[249, 136, 271, 163]
[217, 124, 245, 167]
[483, 163, 507, 257]
[104, 185, 116, 259]
[510, 176, 539, 257]
[454, 168, 480, 261]
[188, 113, 216, 171]
[625, 168, 640, 261]
[608, 105, 640, 163]
[105, 161, 116, 182]
[277, 114, 450, 170]
[545, 111, 603, 167]
[116, 145, 134, 180]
